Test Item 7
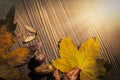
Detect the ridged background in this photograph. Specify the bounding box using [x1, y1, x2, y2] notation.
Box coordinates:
[0, 0, 120, 80]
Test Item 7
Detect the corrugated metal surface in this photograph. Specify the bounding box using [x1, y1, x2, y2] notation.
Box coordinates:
[0, 0, 120, 80]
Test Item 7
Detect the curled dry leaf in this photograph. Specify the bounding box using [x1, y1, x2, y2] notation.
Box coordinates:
[63, 68, 80, 80]
[53, 70, 61, 80]
[34, 63, 55, 74]
[34, 52, 46, 65]
[24, 25, 36, 33]
[23, 35, 36, 43]
[28, 42, 42, 52]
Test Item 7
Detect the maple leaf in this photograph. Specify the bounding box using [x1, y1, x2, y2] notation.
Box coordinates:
[1, 48, 31, 67]
[0, 65, 22, 80]
[1, 43, 41, 67]
[52, 38, 111, 80]
[0, 6, 23, 80]
[0, 5, 16, 54]
[0, 6, 41, 80]
[0, 57, 22, 80]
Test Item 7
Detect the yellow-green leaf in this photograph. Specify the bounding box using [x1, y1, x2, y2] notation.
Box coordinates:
[79, 37, 100, 59]
[52, 37, 111, 80]
[53, 38, 81, 73]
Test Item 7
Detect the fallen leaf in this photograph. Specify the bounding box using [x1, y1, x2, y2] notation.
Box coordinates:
[1, 43, 41, 67]
[0, 65, 22, 80]
[0, 6, 40, 80]
[0, 5, 16, 54]
[52, 38, 112, 80]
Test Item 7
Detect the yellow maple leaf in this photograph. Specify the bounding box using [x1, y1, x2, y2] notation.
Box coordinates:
[52, 37, 111, 80]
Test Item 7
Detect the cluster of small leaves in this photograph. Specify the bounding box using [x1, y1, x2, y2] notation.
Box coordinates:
[0, 6, 38, 80]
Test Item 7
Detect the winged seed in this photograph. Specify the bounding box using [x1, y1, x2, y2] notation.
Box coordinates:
[24, 25, 36, 33]
[23, 35, 36, 42]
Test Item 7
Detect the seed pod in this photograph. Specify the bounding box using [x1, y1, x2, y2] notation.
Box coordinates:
[63, 68, 80, 80]
[24, 25, 37, 33]
[28, 42, 42, 53]
[34, 53, 45, 65]
[28, 52, 46, 70]
[23, 35, 36, 43]
[34, 63, 55, 74]
[53, 70, 61, 80]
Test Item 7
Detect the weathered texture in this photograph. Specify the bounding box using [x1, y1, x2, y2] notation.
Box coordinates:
[0, 0, 120, 80]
